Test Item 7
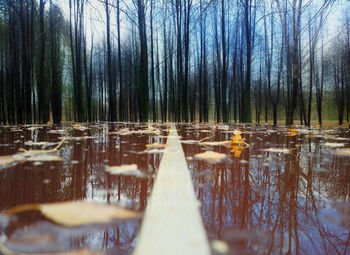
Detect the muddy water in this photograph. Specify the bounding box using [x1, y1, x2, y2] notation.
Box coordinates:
[178, 124, 350, 255]
[0, 123, 168, 254]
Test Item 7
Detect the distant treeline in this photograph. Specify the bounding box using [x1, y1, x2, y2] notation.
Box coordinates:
[0, 0, 349, 126]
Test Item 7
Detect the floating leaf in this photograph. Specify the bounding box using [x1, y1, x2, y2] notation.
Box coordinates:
[181, 137, 211, 144]
[211, 240, 229, 254]
[286, 128, 299, 136]
[19, 138, 66, 155]
[0, 140, 66, 169]
[4, 201, 141, 227]
[200, 141, 231, 146]
[73, 124, 89, 131]
[105, 164, 144, 177]
[181, 139, 201, 144]
[47, 129, 67, 134]
[217, 125, 229, 131]
[229, 145, 244, 157]
[232, 129, 242, 135]
[58, 136, 94, 141]
[26, 154, 62, 162]
[260, 148, 290, 154]
[134, 149, 165, 154]
[24, 141, 58, 147]
[324, 142, 345, 148]
[0, 154, 26, 169]
[146, 143, 167, 149]
[332, 148, 350, 156]
[194, 151, 228, 164]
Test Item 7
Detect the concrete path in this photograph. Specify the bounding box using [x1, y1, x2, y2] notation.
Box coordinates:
[133, 124, 211, 255]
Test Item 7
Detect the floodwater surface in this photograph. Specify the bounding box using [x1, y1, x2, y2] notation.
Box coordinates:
[0, 122, 350, 255]
[178, 123, 350, 255]
[0, 123, 169, 254]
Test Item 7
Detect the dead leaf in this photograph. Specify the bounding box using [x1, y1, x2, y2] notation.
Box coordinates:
[211, 240, 229, 254]
[324, 142, 345, 148]
[73, 124, 89, 131]
[47, 129, 67, 134]
[286, 128, 299, 136]
[146, 143, 167, 149]
[181, 140, 201, 144]
[200, 141, 231, 146]
[38, 250, 100, 255]
[24, 141, 58, 147]
[332, 148, 350, 156]
[194, 151, 228, 164]
[4, 201, 141, 227]
[58, 136, 93, 141]
[26, 154, 62, 162]
[217, 125, 229, 131]
[0, 154, 26, 169]
[105, 164, 144, 177]
[232, 129, 242, 135]
[133, 149, 165, 154]
[260, 148, 290, 154]
[18, 139, 66, 155]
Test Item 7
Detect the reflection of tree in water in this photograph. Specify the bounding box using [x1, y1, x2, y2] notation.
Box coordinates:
[184, 127, 350, 255]
[0, 123, 166, 253]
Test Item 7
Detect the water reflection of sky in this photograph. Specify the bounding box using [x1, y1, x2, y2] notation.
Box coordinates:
[178, 124, 350, 255]
[0, 123, 168, 254]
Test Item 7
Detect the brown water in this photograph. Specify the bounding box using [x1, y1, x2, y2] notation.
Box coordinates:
[0, 123, 168, 254]
[178, 123, 350, 255]
[0, 123, 349, 255]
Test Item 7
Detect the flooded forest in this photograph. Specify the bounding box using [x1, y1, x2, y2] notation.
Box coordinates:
[0, 0, 350, 254]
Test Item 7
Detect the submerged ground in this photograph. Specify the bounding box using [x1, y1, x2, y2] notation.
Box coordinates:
[0, 123, 349, 254]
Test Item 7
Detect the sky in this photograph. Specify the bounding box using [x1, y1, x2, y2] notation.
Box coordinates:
[54, 0, 350, 50]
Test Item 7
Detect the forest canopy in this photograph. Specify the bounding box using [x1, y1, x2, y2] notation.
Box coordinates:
[0, 0, 349, 126]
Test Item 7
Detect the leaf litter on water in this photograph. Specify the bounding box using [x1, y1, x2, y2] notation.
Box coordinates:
[331, 148, 350, 156]
[3, 201, 142, 227]
[194, 151, 228, 164]
[146, 143, 167, 149]
[105, 164, 145, 177]
[0, 139, 67, 169]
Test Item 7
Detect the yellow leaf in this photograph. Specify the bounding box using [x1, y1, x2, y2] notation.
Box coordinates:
[288, 129, 298, 133]
[231, 134, 242, 143]
[4, 201, 141, 227]
[194, 151, 228, 164]
[230, 145, 243, 157]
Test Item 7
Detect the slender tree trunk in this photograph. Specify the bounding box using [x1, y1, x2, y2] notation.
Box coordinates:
[117, 0, 124, 121]
[50, 1, 62, 124]
[38, 0, 49, 123]
[105, 0, 116, 121]
[221, 0, 228, 122]
[137, 0, 149, 122]
[150, 0, 156, 122]
[243, 0, 252, 123]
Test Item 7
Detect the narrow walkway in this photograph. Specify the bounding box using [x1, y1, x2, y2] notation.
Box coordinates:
[133, 124, 211, 255]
